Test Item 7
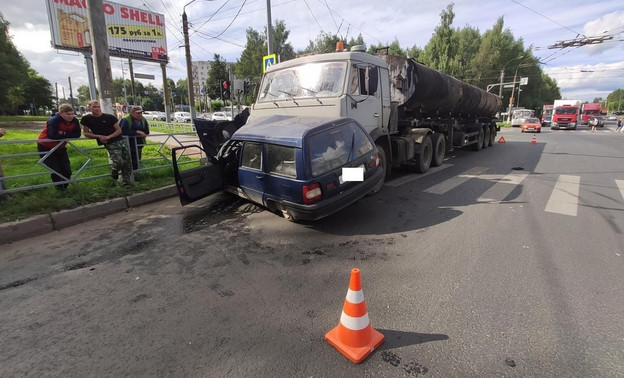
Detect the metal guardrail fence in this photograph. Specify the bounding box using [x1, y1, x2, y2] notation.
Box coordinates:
[0, 124, 203, 194]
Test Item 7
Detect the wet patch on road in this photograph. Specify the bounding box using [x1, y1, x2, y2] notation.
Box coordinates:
[381, 350, 429, 376]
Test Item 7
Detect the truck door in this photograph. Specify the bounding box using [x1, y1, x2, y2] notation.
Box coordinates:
[172, 145, 223, 206]
[237, 141, 266, 205]
[346, 65, 383, 133]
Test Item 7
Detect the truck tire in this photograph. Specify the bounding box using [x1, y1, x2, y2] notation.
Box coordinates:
[414, 135, 432, 173]
[483, 126, 490, 149]
[472, 128, 484, 151]
[488, 124, 496, 146]
[431, 133, 445, 167]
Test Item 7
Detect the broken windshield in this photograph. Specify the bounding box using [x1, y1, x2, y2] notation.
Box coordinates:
[257, 61, 347, 103]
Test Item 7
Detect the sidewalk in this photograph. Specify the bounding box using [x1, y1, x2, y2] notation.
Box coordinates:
[0, 185, 178, 245]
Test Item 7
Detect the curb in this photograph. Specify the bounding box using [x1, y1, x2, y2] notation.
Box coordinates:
[0, 185, 178, 245]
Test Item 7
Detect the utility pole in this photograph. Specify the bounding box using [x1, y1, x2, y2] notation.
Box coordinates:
[68, 76, 75, 109]
[266, 0, 273, 55]
[182, 6, 196, 121]
[128, 58, 136, 105]
[498, 68, 504, 99]
[55, 83, 59, 107]
[86, 0, 115, 114]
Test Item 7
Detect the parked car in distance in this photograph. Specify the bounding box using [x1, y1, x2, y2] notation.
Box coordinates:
[521, 117, 542, 133]
[174, 111, 192, 123]
[211, 112, 229, 121]
[541, 115, 552, 128]
[142, 111, 167, 121]
[172, 116, 384, 221]
[607, 114, 617, 121]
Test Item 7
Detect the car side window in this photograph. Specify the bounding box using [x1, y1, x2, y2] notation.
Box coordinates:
[241, 142, 263, 170]
[267, 144, 297, 178]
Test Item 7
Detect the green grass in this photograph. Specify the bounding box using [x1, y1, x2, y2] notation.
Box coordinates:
[0, 127, 177, 223]
[0, 115, 49, 123]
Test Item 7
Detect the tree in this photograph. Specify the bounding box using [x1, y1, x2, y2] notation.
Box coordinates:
[368, 38, 405, 56]
[0, 13, 29, 114]
[272, 20, 295, 62]
[420, 4, 456, 73]
[207, 54, 230, 100]
[20, 70, 55, 114]
[77, 85, 91, 105]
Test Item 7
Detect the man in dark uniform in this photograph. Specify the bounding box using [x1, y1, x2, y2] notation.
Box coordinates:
[80, 100, 133, 188]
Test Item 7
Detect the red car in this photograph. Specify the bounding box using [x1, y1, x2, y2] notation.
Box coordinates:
[521, 117, 542, 133]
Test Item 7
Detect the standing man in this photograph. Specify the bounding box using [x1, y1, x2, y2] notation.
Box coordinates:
[80, 100, 133, 188]
[119, 105, 150, 171]
[37, 103, 82, 190]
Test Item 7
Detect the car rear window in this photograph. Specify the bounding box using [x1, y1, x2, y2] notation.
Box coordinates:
[309, 122, 374, 177]
[267, 144, 297, 178]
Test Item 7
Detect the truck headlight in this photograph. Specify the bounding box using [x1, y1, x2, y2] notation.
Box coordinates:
[570, 122, 576, 127]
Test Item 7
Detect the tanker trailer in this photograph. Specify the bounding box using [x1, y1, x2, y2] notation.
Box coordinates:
[379, 54, 501, 173]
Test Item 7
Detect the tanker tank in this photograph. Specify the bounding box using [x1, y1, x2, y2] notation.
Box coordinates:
[381, 55, 501, 118]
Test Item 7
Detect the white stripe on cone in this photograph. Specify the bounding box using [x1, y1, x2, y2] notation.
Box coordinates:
[340, 311, 370, 331]
[345, 289, 364, 303]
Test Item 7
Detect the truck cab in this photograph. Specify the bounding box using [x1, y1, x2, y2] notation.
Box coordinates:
[250, 46, 391, 140]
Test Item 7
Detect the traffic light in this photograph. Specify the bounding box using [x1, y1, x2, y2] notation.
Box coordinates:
[243, 80, 250, 95]
[222, 80, 230, 100]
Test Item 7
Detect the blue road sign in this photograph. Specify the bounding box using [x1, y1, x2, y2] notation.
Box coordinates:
[263, 54, 276, 73]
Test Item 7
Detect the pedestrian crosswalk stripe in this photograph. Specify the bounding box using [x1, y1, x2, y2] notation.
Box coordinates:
[423, 166, 489, 194]
[616, 180, 624, 201]
[384, 163, 453, 187]
[477, 171, 529, 203]
[545, 175, 581, 216]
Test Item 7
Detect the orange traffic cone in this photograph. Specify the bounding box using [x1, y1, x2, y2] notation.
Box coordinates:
[325, 268, 384, 364]
[530, 134, 537, 144]
[498, 136, 506, 143]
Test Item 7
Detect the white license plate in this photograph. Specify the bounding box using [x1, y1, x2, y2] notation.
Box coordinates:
[339, 165, 364, 184]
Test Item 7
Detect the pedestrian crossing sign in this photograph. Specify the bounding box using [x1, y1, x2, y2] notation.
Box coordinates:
[263, 54, 276, 73]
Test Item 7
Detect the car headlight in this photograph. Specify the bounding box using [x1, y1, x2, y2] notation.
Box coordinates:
[570, 122, 576, 126]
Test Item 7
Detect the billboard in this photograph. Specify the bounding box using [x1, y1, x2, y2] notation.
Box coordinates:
[45, 0, 168, 63]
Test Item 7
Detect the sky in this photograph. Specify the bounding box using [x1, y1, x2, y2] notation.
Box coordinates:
[3, 0, 624, 104]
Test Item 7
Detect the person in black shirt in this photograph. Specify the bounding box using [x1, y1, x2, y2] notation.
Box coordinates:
[80, 100, 133, 188]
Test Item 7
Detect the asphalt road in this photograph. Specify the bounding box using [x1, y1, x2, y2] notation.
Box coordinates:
[2, 121, 624, 377]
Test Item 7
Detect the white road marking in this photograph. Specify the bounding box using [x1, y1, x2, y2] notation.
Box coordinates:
[616, 180, 624, 201]
[384, 163, 453, 187]
[545, 175, 581, 216]
[422, 166, 489, 194]
[477, 171, 530, 203]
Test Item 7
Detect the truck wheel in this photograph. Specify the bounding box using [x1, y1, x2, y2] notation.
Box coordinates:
[472, 128, 484, 151]
[488, 125, 496, 146]
[431, 133, 445, 167]
[483, 126, 490, 149]
[414, 135, 432, 173]
[370, 143, 389, 194]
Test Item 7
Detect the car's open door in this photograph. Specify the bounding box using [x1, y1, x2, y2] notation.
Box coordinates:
[172, 144, 223, 206]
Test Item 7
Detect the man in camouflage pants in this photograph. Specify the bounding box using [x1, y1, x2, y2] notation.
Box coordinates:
[80, 100, 133, 188]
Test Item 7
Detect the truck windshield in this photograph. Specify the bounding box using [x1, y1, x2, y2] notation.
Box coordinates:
[555, 108, 577, 115]
[257, 62, 347, 103]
